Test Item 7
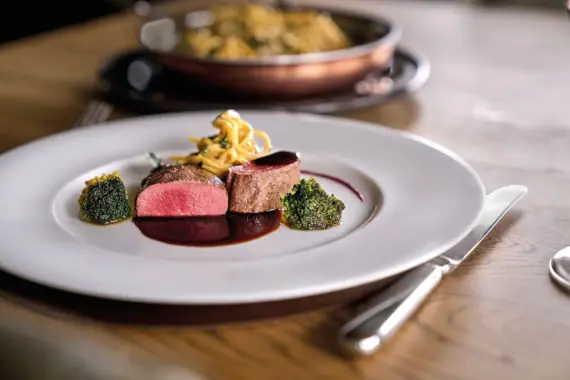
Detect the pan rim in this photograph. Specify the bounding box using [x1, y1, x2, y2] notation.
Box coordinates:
[139, 5, 402, 67]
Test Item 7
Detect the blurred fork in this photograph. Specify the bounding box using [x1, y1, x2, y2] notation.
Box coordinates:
[72, 100, 114, 129]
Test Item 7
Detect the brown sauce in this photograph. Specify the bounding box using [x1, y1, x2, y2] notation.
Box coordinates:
[300, 170, 364, 202]
[133, 210, 282, 247]
[252, 151, 299, 166]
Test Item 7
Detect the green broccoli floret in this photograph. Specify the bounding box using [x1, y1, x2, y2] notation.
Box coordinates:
[281, 177, 346, 230]
[78, 172, 131, 225]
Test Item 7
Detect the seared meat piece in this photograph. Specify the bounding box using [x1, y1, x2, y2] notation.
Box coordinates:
[226, 152, 300, 213]
[136, 165, 228, 217]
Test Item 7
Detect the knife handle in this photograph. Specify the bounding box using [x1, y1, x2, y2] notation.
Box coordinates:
[338, 263, 444, 356]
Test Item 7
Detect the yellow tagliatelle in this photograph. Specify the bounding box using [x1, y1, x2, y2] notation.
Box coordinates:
[170, 110, 272, 177]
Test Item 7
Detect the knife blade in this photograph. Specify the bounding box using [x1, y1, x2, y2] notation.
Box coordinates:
[337, 185, 528, 356]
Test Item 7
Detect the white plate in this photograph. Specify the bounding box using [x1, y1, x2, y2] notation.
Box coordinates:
[0, 111, 485, 304]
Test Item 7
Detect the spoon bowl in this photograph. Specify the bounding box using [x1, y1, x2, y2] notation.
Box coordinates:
[549, 247, 570, 290]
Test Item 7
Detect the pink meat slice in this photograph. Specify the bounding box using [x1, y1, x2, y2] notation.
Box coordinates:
[136, 165, 228, 217]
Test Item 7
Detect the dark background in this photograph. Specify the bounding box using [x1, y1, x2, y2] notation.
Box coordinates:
[0, 1, 122, 44]
[0, 0, 562, 44]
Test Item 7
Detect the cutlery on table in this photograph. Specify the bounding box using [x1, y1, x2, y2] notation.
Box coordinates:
[338, 185, 528, 356]
[72, 100, 114, 129]
[549, 247, 570, 290]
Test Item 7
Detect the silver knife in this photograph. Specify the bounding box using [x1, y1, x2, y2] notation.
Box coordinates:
[337, 185, 528, 356]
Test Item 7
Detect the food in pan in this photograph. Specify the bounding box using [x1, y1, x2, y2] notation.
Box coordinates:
[184, 3, 352, 59]
[78, 172, 131, 225]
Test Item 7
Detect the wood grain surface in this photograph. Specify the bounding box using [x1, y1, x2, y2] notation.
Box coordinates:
[1, 1, 570, 380]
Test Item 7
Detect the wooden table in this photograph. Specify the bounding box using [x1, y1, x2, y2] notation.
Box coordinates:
[1, 1, 570, 379]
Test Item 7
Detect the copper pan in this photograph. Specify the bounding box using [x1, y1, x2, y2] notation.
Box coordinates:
[139, 5, 401, 99]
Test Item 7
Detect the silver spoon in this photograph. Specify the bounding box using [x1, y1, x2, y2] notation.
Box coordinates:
[549, 247, 570, 290]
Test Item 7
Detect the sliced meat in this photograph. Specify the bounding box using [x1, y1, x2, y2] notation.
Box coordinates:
[136, 165, 228, 217]
[226, 152, 301, 213]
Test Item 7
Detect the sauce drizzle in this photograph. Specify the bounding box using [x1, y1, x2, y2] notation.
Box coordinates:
[301, 170, 364, 202]
[252, 151, 364, 202]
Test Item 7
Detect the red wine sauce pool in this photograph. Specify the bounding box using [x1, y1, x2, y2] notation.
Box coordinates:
[251, 151, 300, 166]
[133, 210, 282, 247]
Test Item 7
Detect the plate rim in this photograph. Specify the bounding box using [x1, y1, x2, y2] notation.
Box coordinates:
[0, 111, 485, 304]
